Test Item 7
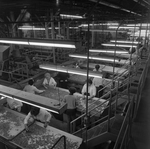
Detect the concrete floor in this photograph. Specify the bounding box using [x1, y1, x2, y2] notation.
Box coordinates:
[128, 67, 150, 149]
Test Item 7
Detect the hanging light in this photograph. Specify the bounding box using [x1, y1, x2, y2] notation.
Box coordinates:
[108, 26, 139, 29]
[60, 14, 83, 19]
[69, 54, 120, 62]
[110, 40, 139, 44]
[39, 64, 102, 78]
[0, 38, 76, 49]
[89, 49, 128, 54]
[102, 43, 137, 48]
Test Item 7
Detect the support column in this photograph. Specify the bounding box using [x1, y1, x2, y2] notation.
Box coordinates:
[51, 11, 56, 63]
[91, 21, 94, 47]
[58, 22, 61, 35]
[45, 23, 49, 39]
[66, 23, 70, 39]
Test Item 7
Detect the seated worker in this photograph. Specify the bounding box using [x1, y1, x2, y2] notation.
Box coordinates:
[92, 75, 104, 98]
[43, 73, 57, 89]
[23, 79, 45, 114]
[23, 79, 45, 94]
[93, 64, 102, 73]
[24, 107, 52, 131]
[63, 87, 77, 121]
[6, 97, 23, 112]
[81, 79, 96, 100]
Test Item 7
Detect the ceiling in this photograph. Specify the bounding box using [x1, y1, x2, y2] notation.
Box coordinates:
[0, 0, 149, 28]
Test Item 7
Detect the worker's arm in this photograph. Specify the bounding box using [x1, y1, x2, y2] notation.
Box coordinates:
[42, 78, 48, 89]
[24, 112, 32, 131]
[34, 86, 44, 94]
[44, 111, 52, 128]
[88, 86, 96, 100]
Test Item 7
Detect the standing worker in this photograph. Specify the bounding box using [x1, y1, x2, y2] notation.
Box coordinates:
[63, 87, 77, 132]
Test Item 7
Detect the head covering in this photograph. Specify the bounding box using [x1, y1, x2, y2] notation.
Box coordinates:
[45, 73, 51, 78]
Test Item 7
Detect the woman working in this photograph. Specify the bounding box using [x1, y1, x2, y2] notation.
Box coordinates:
[81, 79, 96, 100]
[23, 79, 45, 94]
[43, 73, 57, 89]
[24, 107, 52, 131]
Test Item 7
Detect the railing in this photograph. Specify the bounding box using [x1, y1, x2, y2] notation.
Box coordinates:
[70, 50, 147, 144]
[113, 46, 150, 149]
[50, 135, 66, 149]
[70, 73, 133, 135]
[113, 98, 134, 149]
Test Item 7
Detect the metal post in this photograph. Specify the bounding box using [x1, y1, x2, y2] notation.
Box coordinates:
[45, 22, 49, 38]
[85, 16, 90, 147]
[66, 23, 69, 40]
[91, 21, 94, 47]
[51, 11, 56, 64]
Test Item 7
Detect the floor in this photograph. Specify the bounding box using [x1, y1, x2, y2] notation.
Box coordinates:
[128, 66, 150, 149]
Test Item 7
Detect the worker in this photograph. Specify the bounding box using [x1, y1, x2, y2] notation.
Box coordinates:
[6, 97, 23, 112]
[63, 87, 77, 120]
[93, 64, 102, 73]
[57, 72, 69, 89]
[23, 79, 44, 113]
[43, 73, 57, 89]
[92, 74, 104, 98]
[24, 107, 52, 131]
[81, 79, 96, 100]
[23, 79, 45, 94]
[63, 87, 77, 132]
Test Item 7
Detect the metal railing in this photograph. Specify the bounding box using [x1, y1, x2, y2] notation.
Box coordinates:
[50, 135, 66, 149]
[113, 46, 150, 149]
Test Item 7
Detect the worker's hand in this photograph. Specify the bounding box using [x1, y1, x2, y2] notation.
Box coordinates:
[25, 124, 29, 132]
[44, 122, 48, 128]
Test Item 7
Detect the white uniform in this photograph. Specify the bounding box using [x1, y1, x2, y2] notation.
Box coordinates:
[81, 84, 96, 97]
[43, 77, 57, 87]
[24, 108, 52, 125]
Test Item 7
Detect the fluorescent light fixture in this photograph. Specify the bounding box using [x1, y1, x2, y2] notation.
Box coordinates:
[110, 40, 139, 44]
[79, 23, 119, 27]
[102, 43, 137, 48]
[89, 49, 128, 54]
[0, 93, 59, 114]
[0, 38, 76, 49]
[18, 27, 46, 30]
[18, 26, 78, 30]
[60, 14, 83, 19]
[84, 29, 127, 33]
[127, 23, 150, 27]
[108, 26, 139, 29]
[69, 54, 119, 62]
[0, 39, 29, 45]
[39, 64, 102, 78]
[29, 42, 75, 48]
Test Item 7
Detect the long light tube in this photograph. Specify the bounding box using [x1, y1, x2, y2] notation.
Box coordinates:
[0, 38, 76, 49]
[89, 49, 128, 54]
[102, 43, 137, 48]
[60, 14, 83, 19]
[39, 64, 102, 78]
[108, 26, 139, 29]
[18, 26, 78, 30]
[110, 40, 139, 44]
[69, 54, 120, 62]
[29, 42, 75, 48]
[0, 93, 59, 114]
[0, 40, 29, 45]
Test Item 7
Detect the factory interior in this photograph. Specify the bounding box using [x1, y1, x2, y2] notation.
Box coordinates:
[0, 0, 149, 149]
